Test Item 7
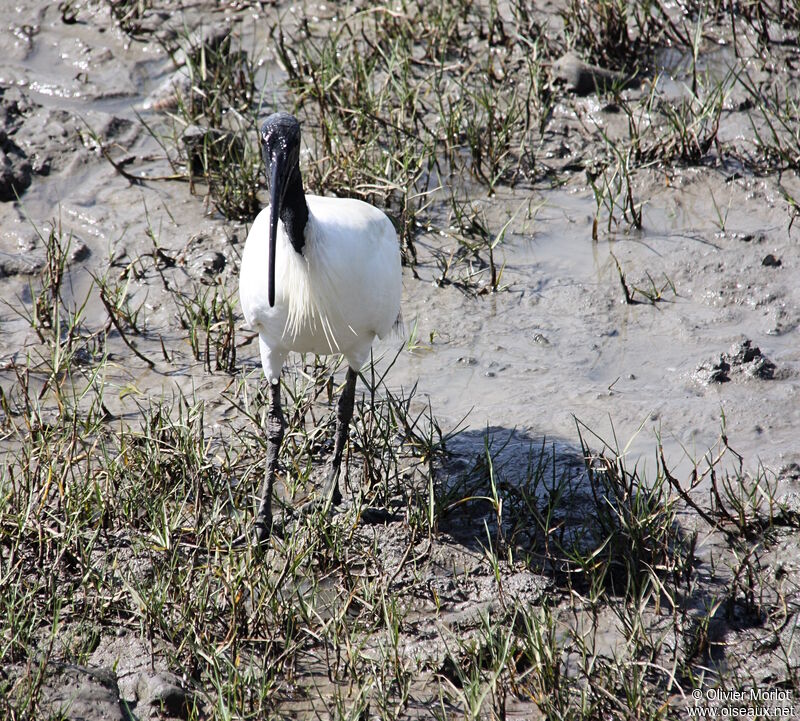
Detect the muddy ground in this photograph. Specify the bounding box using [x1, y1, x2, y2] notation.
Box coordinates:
[1, 1, 800, 719]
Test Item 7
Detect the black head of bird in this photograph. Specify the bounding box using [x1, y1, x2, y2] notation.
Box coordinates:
[260, 112, 308, 308]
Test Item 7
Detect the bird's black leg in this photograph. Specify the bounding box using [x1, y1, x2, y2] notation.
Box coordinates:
[251, 380, 285, 545]
[317, 367, 399, 526]
[297, 367, 357, 516]
[322, 366, 358, 508]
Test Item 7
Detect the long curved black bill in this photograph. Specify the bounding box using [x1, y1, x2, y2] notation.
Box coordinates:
[267, 157, 283, 308]
[267, 155, 285, 308]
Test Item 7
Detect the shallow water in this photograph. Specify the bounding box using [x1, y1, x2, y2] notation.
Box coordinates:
[386, 175, 800, 480]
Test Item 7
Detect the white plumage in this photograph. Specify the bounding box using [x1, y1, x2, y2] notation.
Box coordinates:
[240, 195, 401, 381]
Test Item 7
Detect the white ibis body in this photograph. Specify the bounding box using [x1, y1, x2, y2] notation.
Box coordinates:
[239, 112, 402, 543]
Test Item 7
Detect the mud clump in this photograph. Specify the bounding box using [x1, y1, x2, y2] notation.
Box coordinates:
[0, 90, 33, 201]
[695, 339, 776, 384]
[136, 670, 193, 719]
[0, 137, 31, 201]
[38, 663, 126, 721]
[553, 51, 639, 95]
[0, 88, 91, 199]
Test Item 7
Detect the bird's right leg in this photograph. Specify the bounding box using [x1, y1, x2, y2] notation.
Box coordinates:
[252, 379, 284, 545]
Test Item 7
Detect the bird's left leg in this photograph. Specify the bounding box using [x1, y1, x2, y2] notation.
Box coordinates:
[318, 366, 399, 525]
[297, 367, 357, 516]
[295, 366, 399, 526]
[321, 366, 358, 509]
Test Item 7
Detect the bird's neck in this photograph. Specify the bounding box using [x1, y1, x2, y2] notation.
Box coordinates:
[279, 167, 309, 255]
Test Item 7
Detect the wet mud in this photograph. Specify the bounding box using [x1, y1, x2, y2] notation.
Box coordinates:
[2, 1, 800, 719]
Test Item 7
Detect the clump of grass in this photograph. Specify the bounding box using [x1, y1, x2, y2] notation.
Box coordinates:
[611, 253, 676, 305]
[430, 194, 519, 295]
[617, 74, 727, 169]
[173, 282, 237, 373]
[106, 0, 151, 37]
[587, 148, 643, 238]
[4, 220, 108, 413]
[660, 426, 790, 543]
[93, 263, 148, 338]
[438, 609, 518, 719]
[276, 2, 556, 260]
[589, 70, 726, 238]
[514, 602, 569, 715]
[738, 70, 800, 171]
[95, 267, 156, 370]
[727, 0, 800, 49]
[571, 420, 694, 600]
[141, 26, 264, 221]
[28, 223, 70, 339]
[561, 0, 678, 71]
[653, 85, 726, 165]
[562, 0, 639, 69]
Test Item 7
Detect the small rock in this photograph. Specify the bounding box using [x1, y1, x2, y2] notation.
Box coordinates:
[137, 670, 191, 718]
[553, 51, 637, 96]
[30, 152, 52, 175]
[694, 339, 776, 385]
[738, 232, 765, 243]
[71, 240, 91, 263]
[202, 251, 226, 275]
[154, 247, 176, 268]
[762, 253, 782, 267]
[0, 87, 28, 134]
[728, 339, 776, 379]
[694, 358, 731, 384]
[0, 146, 32, 201]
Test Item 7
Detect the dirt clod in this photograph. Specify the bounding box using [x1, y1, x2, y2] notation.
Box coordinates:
[39, 664, 125, 721]
[695, 339, 777, 384]
[553, 51, 638, 95]
[136, 671, 192, 719]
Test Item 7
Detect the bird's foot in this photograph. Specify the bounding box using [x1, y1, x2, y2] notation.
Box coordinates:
[232, 515, 282, 549]
[289, 467, 343, 520]
[294, 488, 342, 520]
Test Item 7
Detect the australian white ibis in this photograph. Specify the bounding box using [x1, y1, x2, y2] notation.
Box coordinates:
[238, 112, 402, 544]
